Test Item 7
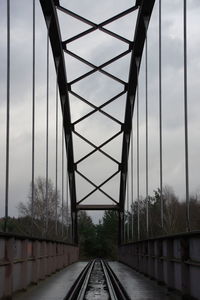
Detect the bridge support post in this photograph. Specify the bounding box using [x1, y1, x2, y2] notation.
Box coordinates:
[155, 239, 164, 285]
[72, 211, 78, 245]
[4, 237, 14, 299]
[181, 237, 190, 298]
[165, 238, 175, 290]
[32, 240, 40, 284]
[118, 211, 124, 245]
[148, 240, 155, 279]
[20, 239, 28, 290]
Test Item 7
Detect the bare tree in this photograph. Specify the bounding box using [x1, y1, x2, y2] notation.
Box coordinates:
[18, 177, 61, 238]
[162, 185, 180, 234]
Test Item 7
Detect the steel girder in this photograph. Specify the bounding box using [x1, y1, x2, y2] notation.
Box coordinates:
[118, 0, 155, 243]
[40, 0, 155, 244]
[119, 0, 155, 212]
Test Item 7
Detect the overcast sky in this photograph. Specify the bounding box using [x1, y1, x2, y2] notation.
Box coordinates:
[0, 0, 200, 223]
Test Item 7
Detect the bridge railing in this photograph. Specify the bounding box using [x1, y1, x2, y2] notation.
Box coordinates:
[0, 232, 79, 299]
[118, 231, 200, 299]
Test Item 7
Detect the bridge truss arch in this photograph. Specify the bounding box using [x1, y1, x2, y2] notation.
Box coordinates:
[40, 0, 155, 243]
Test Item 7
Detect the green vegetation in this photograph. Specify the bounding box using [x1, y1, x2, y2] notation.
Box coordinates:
[0, 177, 71, 241]
[78, 210, 118, 259]
[125, 186, 200, 241]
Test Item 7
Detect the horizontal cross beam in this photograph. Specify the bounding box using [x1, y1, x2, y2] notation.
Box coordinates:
[77, 204, 119, 210]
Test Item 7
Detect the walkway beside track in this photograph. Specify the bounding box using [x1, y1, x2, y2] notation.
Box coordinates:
[13, 261, 184, 300]
[13, 262, 88, 300]
[109, 261, 182, 300]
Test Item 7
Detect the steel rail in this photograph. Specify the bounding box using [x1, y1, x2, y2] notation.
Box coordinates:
[65, 259, 130, 299]
[101, 260, 130, 300]
[101, 260, 119, 300]
[64, 260, 95, 300]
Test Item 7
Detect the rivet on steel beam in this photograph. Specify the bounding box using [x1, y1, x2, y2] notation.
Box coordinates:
[121, 123, 125, 132]
[70, 123, 74, 131]
[118, 163, 123, 171]
[129, 42, 134, 50]
[53, 0, 60, 6]
[124, 83, 128, 91]
[62, 41, 66, 50]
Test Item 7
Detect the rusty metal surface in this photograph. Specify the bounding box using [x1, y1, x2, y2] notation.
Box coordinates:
[0, 235, 79, 299]
[118, 232, 200, 299]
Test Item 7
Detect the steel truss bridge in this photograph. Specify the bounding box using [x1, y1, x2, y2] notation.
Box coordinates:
[40, 0, 155, 243]
[0, 0, 200, 299]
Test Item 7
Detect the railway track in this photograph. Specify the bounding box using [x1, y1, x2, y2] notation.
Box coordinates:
[64, 259, 130, 300]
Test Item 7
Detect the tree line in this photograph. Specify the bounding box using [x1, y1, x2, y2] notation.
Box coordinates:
[0, 178, 199, 259]
[0, 177, 119, 259]
[0, 177, 71, 241]
[78, 210, 118, 259]
[125, 185, 200, 241]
